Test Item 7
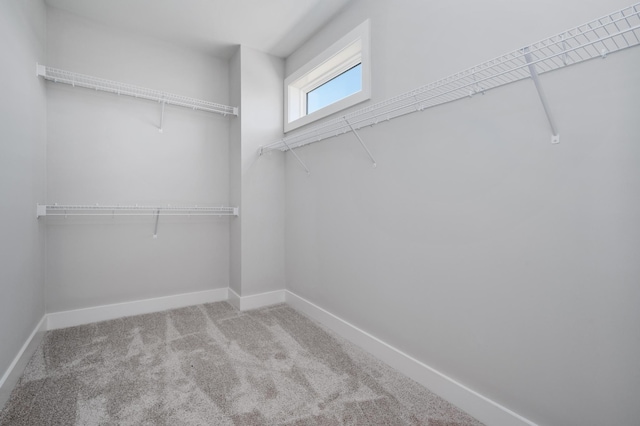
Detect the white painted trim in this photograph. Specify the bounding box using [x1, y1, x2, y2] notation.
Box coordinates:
[0, 315, 47, 410]
[284, 19, 371, 132]
[285, 290, 538, 426]
[239, 289, 286, 311]
[2, 286, 286, 408]
[228, 288, 286, 311]
[47, 288, 228, 330]
[228, 288, 241, 311]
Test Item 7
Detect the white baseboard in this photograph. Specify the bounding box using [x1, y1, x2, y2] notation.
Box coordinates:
[284, 290, 537, 426]
[1, 288, 538, 425]
[47, 288, 229, 330]
[228, 288, 241, 310]
[3, 286, 286, 409]
[0, 315, 47, 410]
[228, 288, 285, 311]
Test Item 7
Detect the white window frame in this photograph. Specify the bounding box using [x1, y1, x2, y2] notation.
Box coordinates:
[284, 20, 371, 133]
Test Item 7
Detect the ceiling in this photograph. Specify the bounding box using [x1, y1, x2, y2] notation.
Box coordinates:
[45, 0, 353, 58]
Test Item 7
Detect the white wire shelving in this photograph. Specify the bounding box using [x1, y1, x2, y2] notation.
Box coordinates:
[37, 204, 239, 218]
[37, 65, 238, 119]
[37, 204, 239, 238]
[260, 3, 640, 161]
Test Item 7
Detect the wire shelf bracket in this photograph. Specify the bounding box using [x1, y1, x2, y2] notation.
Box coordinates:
[282, 139, 311, 175]
[523, 47, 560, 144]
[37, 204, 239, 238]
[344, 117, 377, 167]
[260, 3, 640, 160]
[153, 209, 161, 238]
[36, 65, 238, 131]
[159, 101, 166, 133]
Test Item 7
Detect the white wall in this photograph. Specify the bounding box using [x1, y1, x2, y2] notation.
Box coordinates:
[0, 0, 47, 400]
[45, 8, 232, 312]
[229, 45, 286, 298]
[284, 1, 640, 425]
[239, 46, 286, 296]
[229, 48, 242, 295]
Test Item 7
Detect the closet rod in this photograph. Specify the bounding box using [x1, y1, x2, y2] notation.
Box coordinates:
[37, 65, 238, 117]
[36, 204, 239, 218]
[260, 3, 640, 154]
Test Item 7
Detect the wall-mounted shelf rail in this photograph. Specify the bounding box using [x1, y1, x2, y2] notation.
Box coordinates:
[37, 204, 238, 238]
[37, 65, 238, 118]
[260, 3, 640, 158]
[37, 204, 239, 218]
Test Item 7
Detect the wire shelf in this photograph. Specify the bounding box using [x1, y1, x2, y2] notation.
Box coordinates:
[37, 65, 238, 117]
[261, 3, 640, 153]
[37, 204, 239, 218]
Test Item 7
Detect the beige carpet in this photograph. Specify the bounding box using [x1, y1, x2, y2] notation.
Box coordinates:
[0, 302, 484, 425]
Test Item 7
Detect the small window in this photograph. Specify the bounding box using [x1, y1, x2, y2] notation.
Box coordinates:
[285, 20, 371, 132]
[307, 64, 362, 114]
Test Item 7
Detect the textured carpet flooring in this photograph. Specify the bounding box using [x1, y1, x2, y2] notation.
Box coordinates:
[0, 302, 484, 425]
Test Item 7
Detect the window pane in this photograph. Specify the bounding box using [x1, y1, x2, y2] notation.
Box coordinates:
[307, 64, 362, 114]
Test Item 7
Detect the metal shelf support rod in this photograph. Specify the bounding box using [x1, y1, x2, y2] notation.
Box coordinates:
[159, 101, 166, 133]
[523, 47, 560, 144]
[281, 139, 311, 175]
[344, 117, 377, 167]
[153, 209, 160, 238]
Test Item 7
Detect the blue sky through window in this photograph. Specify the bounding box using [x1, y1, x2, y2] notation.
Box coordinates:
[307, 64, 362, 114]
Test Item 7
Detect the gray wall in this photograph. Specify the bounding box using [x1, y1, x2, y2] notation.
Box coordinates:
[284, 1, 640, 425]
[45, 8, 231, 312]
[229, 45, 286, 297]
[0, 0, 47, 390]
